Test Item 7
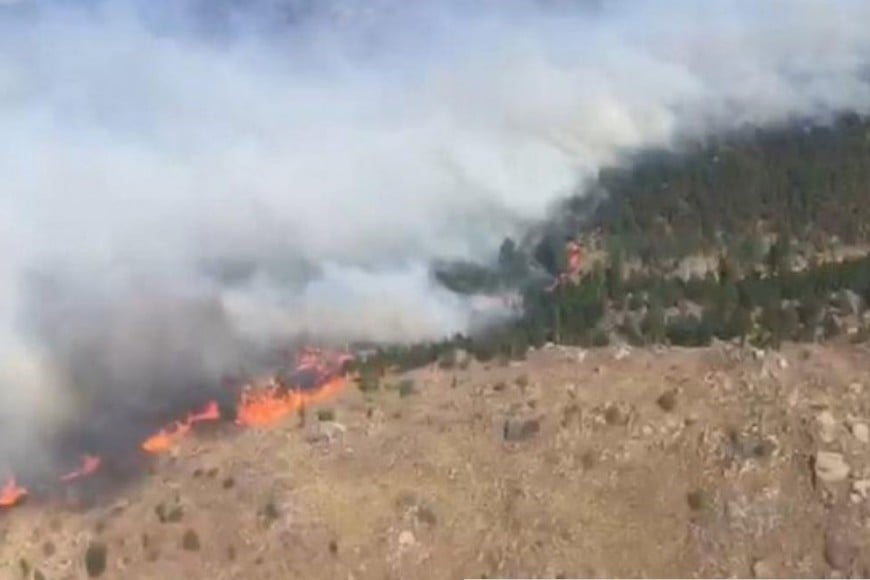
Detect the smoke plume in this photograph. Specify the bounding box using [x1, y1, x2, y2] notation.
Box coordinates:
[2, 0, 870, 476]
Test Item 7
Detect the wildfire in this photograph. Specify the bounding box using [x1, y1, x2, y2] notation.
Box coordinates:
[236, 374, 348, 427]
[548, 240, 584, 291]
[59, 455, 102, 482]
[0, 477, 27, 508]
[141, 400, 221, 453]
[0, 347, 353, 511]
[236, 349, 351, 427]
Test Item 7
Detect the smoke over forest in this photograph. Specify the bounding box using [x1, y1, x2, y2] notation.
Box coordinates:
[2, 0, 870, 476]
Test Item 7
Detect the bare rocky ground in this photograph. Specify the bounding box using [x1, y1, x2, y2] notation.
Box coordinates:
[3, 341, 870, 579]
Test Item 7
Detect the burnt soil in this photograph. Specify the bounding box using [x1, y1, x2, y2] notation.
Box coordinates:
[4, 342, 870, 579]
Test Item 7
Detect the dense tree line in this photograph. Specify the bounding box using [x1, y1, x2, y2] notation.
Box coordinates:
[589, 113, 870, 260]
[356, 115, 870, 376]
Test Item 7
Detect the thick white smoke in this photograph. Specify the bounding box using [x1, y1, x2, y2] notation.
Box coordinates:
[2, 0, 870, 470]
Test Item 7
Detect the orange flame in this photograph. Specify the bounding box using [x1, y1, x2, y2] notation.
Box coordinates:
[59, 454, 102, 482]
[1, 349, 352, 510]
[236, 374, 348, 427]
[236, 349, 351, 427]
[548, 240, 584, 292]
[0, 477, 27, 508]
[141, 400, 220, 454]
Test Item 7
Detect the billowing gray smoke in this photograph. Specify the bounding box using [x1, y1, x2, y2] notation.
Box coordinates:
[1, 0, 870, 476]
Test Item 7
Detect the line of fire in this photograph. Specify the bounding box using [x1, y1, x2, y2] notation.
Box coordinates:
[0, 347, 354, 510]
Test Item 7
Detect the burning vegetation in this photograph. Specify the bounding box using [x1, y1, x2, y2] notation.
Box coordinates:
[0, 347, 353, 511]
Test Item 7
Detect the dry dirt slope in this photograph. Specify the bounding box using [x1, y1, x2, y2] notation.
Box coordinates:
[3, 342, 870, 579]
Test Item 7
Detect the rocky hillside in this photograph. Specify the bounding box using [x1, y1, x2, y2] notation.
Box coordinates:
[3, 341, 870, 578]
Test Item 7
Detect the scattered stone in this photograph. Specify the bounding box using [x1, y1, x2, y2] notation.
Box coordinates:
[656, 390, 678, 412]
[817, 411, 839, 443]
[515, 375, 529, 388]
[815, 452, 851, 483]
[307, 420, 348, 444]
[328, 540, 339, 555]
[492, 381, 506, 392]
[206, 467, 219, 478]
[42, 540, 56, 557]
[752, 558, 777, 578]
[613, 345, 631, 361]
[181, 529, 201, 551]
[155, 503, 184, 524]
[851, 422, 869, 444]
[503, 417, 540, 442]
[398, 530, 415, 547]
[222, 477, 235, 489]
[825, 532, 858, 572]
[33, 569, 46, 580]
[852, 479, 870, 499]
[84, 541, 108, 577]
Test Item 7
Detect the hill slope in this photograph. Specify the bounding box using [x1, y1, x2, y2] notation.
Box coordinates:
[4, 342, 870, 578]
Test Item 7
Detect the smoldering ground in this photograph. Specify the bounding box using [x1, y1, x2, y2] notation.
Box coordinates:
[2, 0, 870, 486]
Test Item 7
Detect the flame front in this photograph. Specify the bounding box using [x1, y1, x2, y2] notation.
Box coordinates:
[0, 348, 352, 511]
[236, 374, 348, 427]
[59, 455, 102, 482]
[141, 400, 220, 454]
[0, 477, 27, 508]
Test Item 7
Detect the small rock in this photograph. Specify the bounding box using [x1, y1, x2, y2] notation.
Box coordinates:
[777, 356, 788, 370]
[752, 558, 777, 578]
[852, 479, 870, 499]
[398, 530, 415, 547]
[503, 417, 540, 442]
[849, 382, 864, 395]
[815, 451, 851, 483]
[817, 411, 838, 443]
[825, 532, 858, 572]
[851, 422, 869, 444]
[613, 345, 631, 361]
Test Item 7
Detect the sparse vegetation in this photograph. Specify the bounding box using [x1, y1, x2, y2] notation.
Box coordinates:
[181, 529, 201, 551]
[686, 489, 709, 512]
[84, 541, 108, 577]
[317, 408, 336, 421]
[656, 390, 678, 412]
[398, 379, 416, 397]
[260, 501, 280, 525]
